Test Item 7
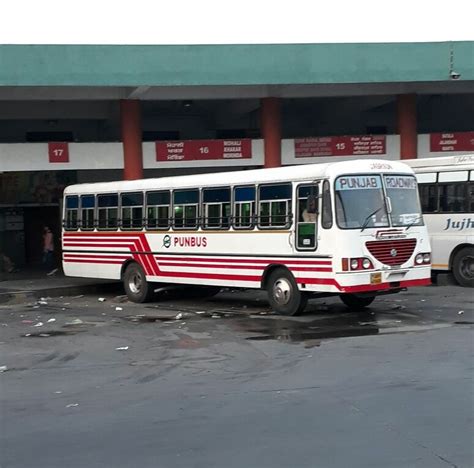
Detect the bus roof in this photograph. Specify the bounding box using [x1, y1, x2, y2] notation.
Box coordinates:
[64, 158, 414, 194]
[404, 155, 474, 171]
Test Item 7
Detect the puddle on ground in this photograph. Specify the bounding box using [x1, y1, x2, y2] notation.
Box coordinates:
[124, 314, 178, 323]
[238, 314, 379, 347]
[21, 330, 81, 338]
[230, 310, 452, 348]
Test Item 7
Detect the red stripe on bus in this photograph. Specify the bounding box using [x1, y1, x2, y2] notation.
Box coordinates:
[63, 254, 131, 260]
[138, 233, 160, 276]
[156, 270, 261, 282]
[63, 243, 136, 248]
[154, 256, 331, 265]
[131, 237, 150, 275]
[64, 232, 146, 237]
[156, 261, 332, 272]
[63, 259, 124, 265]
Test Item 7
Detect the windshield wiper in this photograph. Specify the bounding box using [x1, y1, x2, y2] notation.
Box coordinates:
[405, 215, 422, 231]
[360, 206, 384, 232]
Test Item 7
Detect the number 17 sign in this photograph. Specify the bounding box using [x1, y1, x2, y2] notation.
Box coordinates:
[48, 142, 70, 163]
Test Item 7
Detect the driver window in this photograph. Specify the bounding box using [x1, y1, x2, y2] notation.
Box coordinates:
[297, 184, 319, 250]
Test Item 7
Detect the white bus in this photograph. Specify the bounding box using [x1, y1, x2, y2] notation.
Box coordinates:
[405, 155, 474, 287]
[62, 159, 431, 315]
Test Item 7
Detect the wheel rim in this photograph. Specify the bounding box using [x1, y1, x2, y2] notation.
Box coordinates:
[128, 271, 143, 294]
[459, 255, 474, 280]
[272, 278, 292, 305]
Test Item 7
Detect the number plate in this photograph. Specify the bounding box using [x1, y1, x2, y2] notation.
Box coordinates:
[370, 272, 382, 285]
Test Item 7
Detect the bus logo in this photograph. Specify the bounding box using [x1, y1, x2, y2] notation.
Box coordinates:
[390, 248, 398, 257]
[163, 235, 171, 248]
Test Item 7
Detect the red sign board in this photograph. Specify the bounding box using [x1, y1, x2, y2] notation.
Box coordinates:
[48, 142, 70, 163]
[156, 139, 252, 162]
[430, 132, 474, 152]
[295, 135, 386, 158]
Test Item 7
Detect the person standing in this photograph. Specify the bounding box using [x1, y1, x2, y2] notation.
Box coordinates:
[42, 226, 58, 276]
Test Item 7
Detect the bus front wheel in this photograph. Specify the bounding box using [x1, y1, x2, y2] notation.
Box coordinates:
[123, 263, 155, 303]
[266, 268, 307, 316]
[340, 294, 375, 310]
[452, 247, 474, 288]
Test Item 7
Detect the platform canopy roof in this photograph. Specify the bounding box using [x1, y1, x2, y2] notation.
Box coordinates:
[0, 42, 473, 100]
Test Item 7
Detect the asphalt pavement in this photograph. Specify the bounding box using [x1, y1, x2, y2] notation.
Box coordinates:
[0, 285, 473, 468]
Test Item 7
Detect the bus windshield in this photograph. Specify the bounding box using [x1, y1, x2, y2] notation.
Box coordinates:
[384, 175, 423, 227]
[335, 175, 389, 229]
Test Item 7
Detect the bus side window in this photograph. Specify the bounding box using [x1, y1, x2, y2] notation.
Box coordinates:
[234, 186, 255, 229]
[64, 196, 78, 230]
[202, 187, 231, 229]
[321, 180, 333, 229]
[121, 192, 143, 230]
[98, 194, 118, 230]
[258, 183, 292, 229]
[173, 189, 199, 229]
[418, 184, 438, 213]
[439, 183, 466, 213]
[80, 195, 95, 230]
[468, 182, 474, 212]
[146, 191, 170, 230]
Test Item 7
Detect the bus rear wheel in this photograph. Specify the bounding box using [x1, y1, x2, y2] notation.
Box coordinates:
[123, 263, 155, 303]
[340, 294, 375, 310]
[452, 247, 474, 288]
[266, 268, 307, 316]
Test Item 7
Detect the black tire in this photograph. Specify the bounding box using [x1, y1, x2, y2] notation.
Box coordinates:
[123, 263, 155, 303]
[452, 246, 474, 288]
[340, 294, 375, 310]
[266, 268, 308, 316]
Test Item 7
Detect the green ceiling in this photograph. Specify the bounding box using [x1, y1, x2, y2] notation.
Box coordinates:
[0, 42, 473, 86]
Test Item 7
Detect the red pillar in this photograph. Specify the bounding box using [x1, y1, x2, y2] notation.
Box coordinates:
[261, 97, 282, 168]
[397, 94, 417, 160]
[120, 100, 144, 180]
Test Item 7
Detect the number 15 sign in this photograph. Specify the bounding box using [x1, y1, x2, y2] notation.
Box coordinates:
[48, 142, 70, 163]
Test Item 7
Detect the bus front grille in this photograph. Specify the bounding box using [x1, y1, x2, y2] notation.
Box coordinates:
[365, 239, 417, 266]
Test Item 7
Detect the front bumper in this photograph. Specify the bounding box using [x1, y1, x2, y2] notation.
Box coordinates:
[335, 266, 431, 293]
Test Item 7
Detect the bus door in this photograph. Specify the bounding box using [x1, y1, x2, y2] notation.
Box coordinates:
[295, 183, 320, 251]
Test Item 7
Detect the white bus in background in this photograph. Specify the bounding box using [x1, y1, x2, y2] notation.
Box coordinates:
[406, 155, 474, 287]
[62, 159, 431, 315]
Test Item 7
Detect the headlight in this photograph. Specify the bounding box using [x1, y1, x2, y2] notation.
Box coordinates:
[350, 259, 359, 270]
[362, 258, 371, 269]
[415, 253, 424, 265]
[423, 253, 431, 263]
